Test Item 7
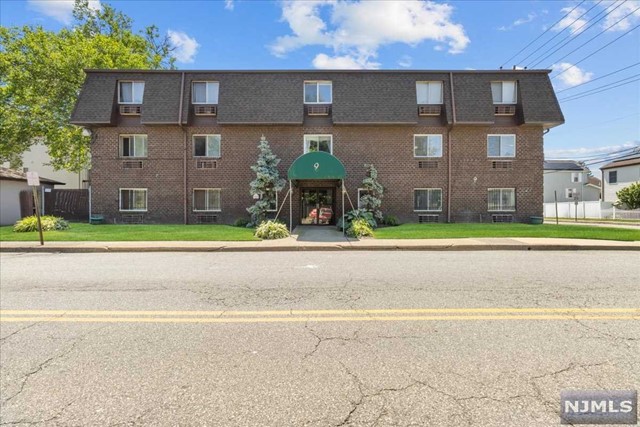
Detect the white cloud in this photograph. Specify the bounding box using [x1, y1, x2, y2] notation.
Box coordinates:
[270, 0, 469, 69]
[545, 142, 640, 158]
[167, 30, 200, 64]
[602, 2, 640, 31]
[552, 62, 593, 88]
[312, 53, 380, 69]
[27, 0, 101, 25]
[398, 55, 412, 68]
[498, 12, 537, 31]
[555, 6, 588, 35]
[225, 0, 234, 11]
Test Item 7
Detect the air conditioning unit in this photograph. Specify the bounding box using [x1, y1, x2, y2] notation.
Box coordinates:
[492, 214, 513, 223]
[494, 105, 516, 115]
[194, 105, 217, 116]
[306, 105, 331, 116]
[491, 160, 513, 170]
[195, 160, 217, 169]
[418, 214, 439, 223]
[122, 160, 143, 169]
[418, 105, 442, 116]
[119, 105, 141, 115]
[196, 214, 218, 224]
[418, 160, 438, 169]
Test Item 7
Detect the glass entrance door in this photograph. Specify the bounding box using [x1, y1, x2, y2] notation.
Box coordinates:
[301, 188, 334, 225]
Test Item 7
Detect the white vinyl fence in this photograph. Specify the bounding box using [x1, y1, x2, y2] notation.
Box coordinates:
[543, 201, 640, 220]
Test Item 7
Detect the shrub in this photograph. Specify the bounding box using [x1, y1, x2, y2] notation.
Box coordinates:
[233, 218, 251, 228]
[347, 218, 374, 238]
[13, 215, 69, 232]
[254, 220, 290, 239]
[337, 209, 377, 232]
[382, 215, 399, 227]
[616, 182, 640, 209]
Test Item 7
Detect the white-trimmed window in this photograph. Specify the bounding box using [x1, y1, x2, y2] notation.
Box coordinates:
[491, 81, 517, 104]
[487, 135, 516, 157]
[414, 188, 442, 212]
[119, 135, 148, 157]
[304, 135, 332, 154]
[571, 172, 581, 183]
[488, 188, 516, 211]
[193, 188, 221, 212]
[119, 188, 147, 211]
[357, 188, 368, 209]
[416, 81, 443, 104]
[566, 188, 577, 198]
[192, 81, 219, 104]
[263, 189, 278, 212]
[414, 135, 443, 157]
[118, 81, 145, 104]
[304, 81, 332, 104]
[193, 135, 221, 158]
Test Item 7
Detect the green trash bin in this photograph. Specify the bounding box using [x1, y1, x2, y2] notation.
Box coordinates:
[530, 216, 544, 225]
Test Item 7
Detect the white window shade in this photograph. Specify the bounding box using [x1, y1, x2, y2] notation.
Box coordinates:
[491, 81, 517, 104]
[416, 82, 443, 104]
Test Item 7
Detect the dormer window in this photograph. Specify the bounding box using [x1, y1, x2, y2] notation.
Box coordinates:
[118, 81, 145, 104]
[491, 81, 517, 104]
[304, 81, 332, 104]
[416, 81, 443, 104]
[192, 81, 219, 104]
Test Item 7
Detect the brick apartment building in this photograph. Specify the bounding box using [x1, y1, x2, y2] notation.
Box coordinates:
[70, 69, 564, 226]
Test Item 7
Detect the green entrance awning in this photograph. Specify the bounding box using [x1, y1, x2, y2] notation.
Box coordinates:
[287, 151, 346, 180]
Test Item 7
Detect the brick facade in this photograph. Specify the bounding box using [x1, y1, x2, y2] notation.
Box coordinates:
[90, 122, 544, 225]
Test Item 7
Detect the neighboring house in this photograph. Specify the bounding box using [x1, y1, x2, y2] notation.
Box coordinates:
[1, 142, 89, 189]
[543, 160, 601, 203]
[0, 167, 64, 226]
[601, 156, 640, 203]
[70, 69, 564, 225]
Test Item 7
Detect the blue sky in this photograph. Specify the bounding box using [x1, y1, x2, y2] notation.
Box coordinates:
[1, 0, 639, 172]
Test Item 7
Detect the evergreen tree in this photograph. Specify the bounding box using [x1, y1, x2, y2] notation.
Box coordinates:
[359, 164, 384, 221]
[247, 136, 286, 226]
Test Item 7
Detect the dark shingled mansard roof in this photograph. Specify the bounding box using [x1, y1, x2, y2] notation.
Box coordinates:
[70, 69, 564, 127]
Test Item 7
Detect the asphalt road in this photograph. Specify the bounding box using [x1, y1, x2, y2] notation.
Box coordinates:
[0, 251, 638, 426]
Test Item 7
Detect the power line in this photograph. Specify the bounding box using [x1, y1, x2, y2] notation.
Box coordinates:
[530, 2, 632, 68]
[559, 73, 640, 100]
[558, 75, 640, 102]
[556, 62, 640, 93]
[547, 146, 640, 161]
[500, 0, 586, 68]
[518, 0, 603, 67]
[552, 23, 640, 80]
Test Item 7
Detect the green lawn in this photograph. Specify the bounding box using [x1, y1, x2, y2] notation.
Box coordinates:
[0, 223, 258, 242]
[374, 223, 640, 241]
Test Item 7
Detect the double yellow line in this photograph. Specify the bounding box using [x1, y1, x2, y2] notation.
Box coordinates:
[0, 308, 639, 324]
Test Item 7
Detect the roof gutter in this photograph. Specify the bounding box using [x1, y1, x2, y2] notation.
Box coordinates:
[178, 72, 187, 225]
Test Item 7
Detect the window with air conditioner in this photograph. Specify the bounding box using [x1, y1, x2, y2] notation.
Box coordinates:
[119, 188, 147, 211]
[193, 189, 221, 212]
[488, 188, 516, 211]
[414, 188, 443, 212]
[304, 81, 332, 104]
[304, 135, 332, 154]
[416, 81, 443, 104]
[491, 81, 517, 104]
[192, 81, 219, 104]
[118, 81, 145, 104]
[119, 135, 148, 157]
[414, 135, 443, 158]
[487, 135, 516, 158]
[193, 135, 221, 158]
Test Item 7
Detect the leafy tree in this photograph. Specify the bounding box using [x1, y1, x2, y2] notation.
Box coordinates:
[616, 182, 640, 209]
[0, 0, 175, 172]
[358, 164, 384, 221]
[247, 136, 286, 226]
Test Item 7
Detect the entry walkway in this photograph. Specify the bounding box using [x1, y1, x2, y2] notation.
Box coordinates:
[293, 226, 354, 242]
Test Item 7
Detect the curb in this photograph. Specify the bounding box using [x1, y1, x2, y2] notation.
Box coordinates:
[1, 244, 638, 253]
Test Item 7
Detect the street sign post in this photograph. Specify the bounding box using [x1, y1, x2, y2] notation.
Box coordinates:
[26, 172, 44, 246]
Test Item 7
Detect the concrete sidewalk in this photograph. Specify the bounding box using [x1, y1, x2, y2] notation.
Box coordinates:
[1, 237, 639, 252]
